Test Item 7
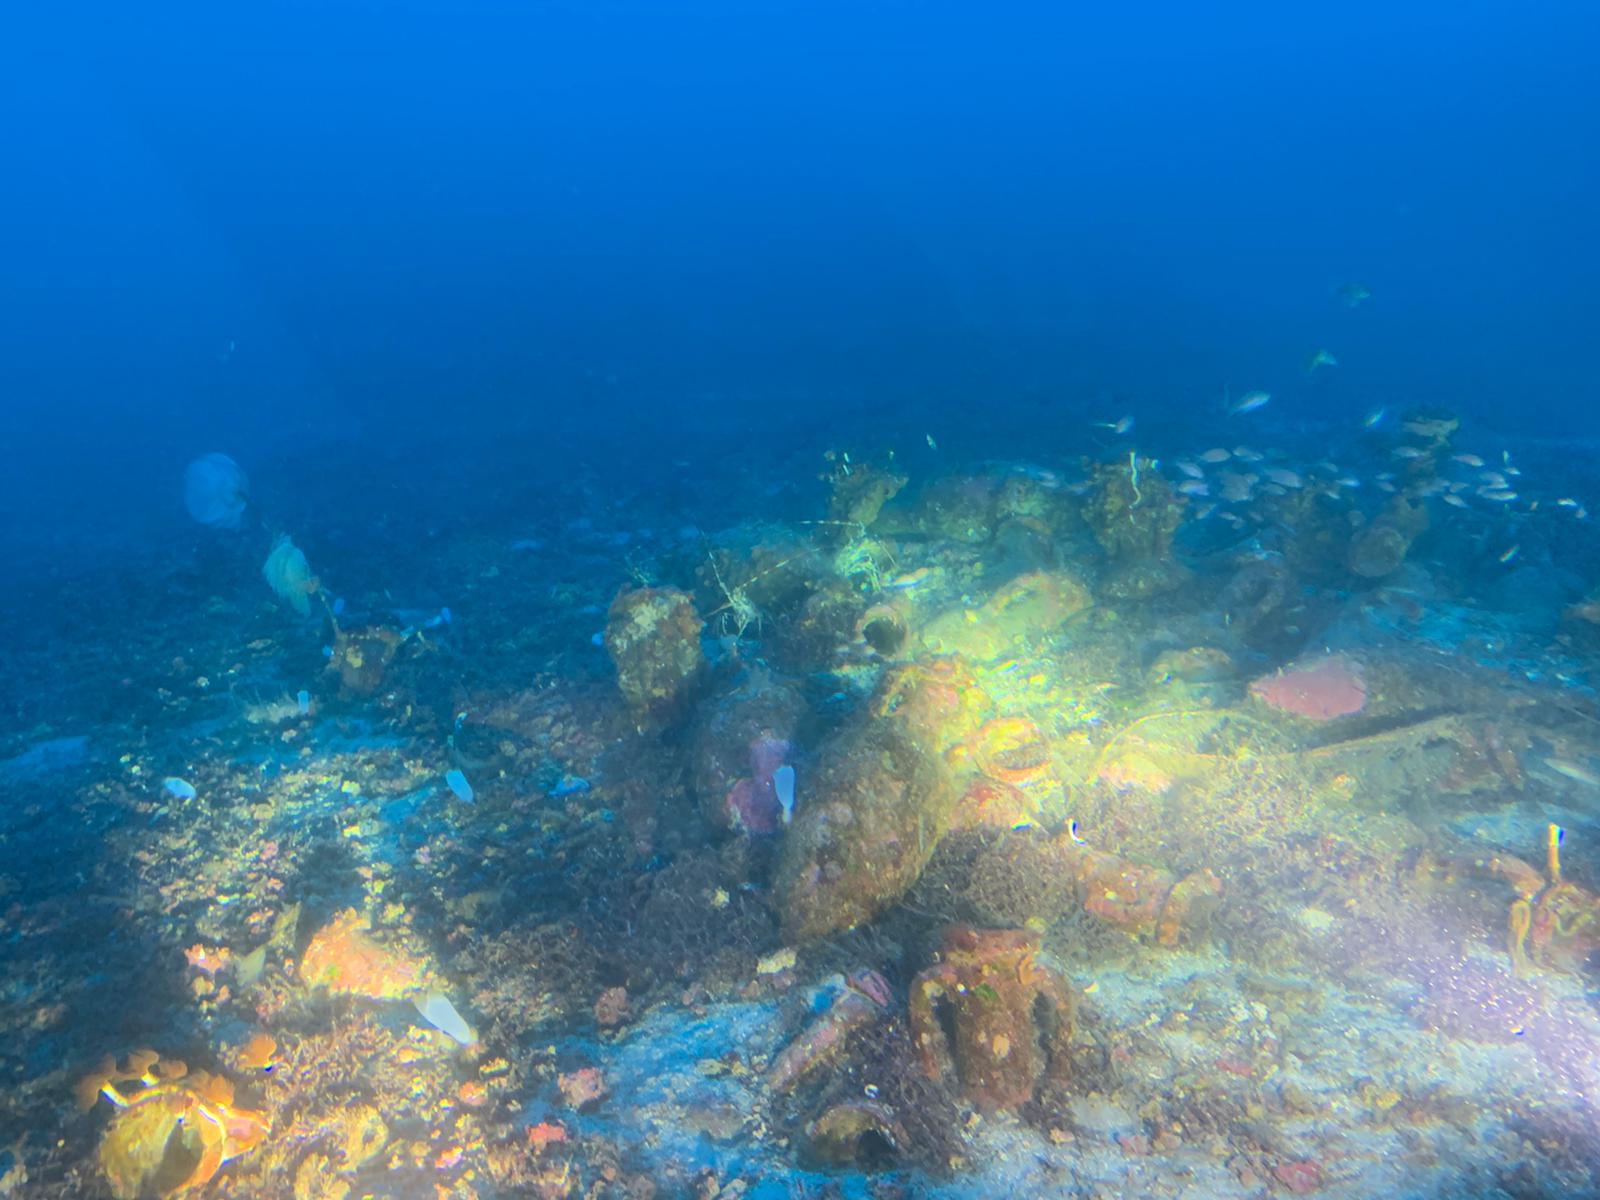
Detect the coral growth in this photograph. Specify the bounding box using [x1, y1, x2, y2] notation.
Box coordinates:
[690, 669, 805, 833]
[79, 1052, 268, 1199]
[909, 926, 1076, 1111]
[776, 658, 993, 943]
[774, 716, 960, 943]
[1083, 455, 1189, 599]
[920, 570, 1090, 662]
[327, 623, 405, 695]
[1347, 495, 1429, 579]
[262, 534, 320, 616]
[299, 909, 427, 999]
[824, 456, 907, 530]
[1250, 657, 1367, 720]
[927, 827, 1224, 946]
[1488, 824, 1600, 976]
[766, 970, 892, 1095]
[604, 586, 707, 724]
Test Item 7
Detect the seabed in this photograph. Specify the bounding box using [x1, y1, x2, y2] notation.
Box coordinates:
[4, 416, 1600, 1199]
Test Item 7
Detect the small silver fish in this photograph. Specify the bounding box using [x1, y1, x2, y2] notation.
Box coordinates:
[1338, 281, 1372, 308]
[1546, 757, 1600, 788]
[1392, 446, 1425, 459]
[1479, 488, 1518, 502]
[1177, 479, 1210, 497]
[1498, 544, 1520, 564]
[1232, 446, 1264, 462]
[1095, 414, 1135, 435]
[1199, 448, 1232, 463]
[1441, 493, 1469, 508]
[1305, 349, 1338, 372]
[885, 567, 932, 590]
[1264, 468, 1304, 488]
[1217, 471, 1257, 502]
[926, 433, 938, 450]
[1362, 406, 1387, 429]
[1175, 459, 1205, 479]
[1229, 391, 1271, 416]
[1452, 453, 1485, 467]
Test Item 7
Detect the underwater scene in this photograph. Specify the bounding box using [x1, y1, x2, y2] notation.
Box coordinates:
[3, 4, 1599, 1198]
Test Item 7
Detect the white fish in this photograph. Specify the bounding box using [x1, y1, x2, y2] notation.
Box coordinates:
[1305, 349, 1338, 372]
[1264, 468, 1304, 488]
[1452, 453, 1485, 467]
[163, 777, 197, 800]
[1177, 479, 1210, 497]
[1441, 493, 1469, 508]
[414, 993, 478, 1045]
[1498, 544, 1520, 564]
[773, 764, 797, 825]
[444, 768, 475, 803]
[1175, 459, 1205, 479]
[1362, 406, 1387, 429]
[1392, 446, 1425, 460]
[1335, 476, 1361, 489]
[1478, 471, 1507, 488]
[1478, 488, 1518, 503]
[1229, 391, 1271, 416]
[1232, 446, 1264, 462]
[1199, 448, 1232, 463]
[1095, 414, 1135, 435]
[1558, 497, 1581, 508]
